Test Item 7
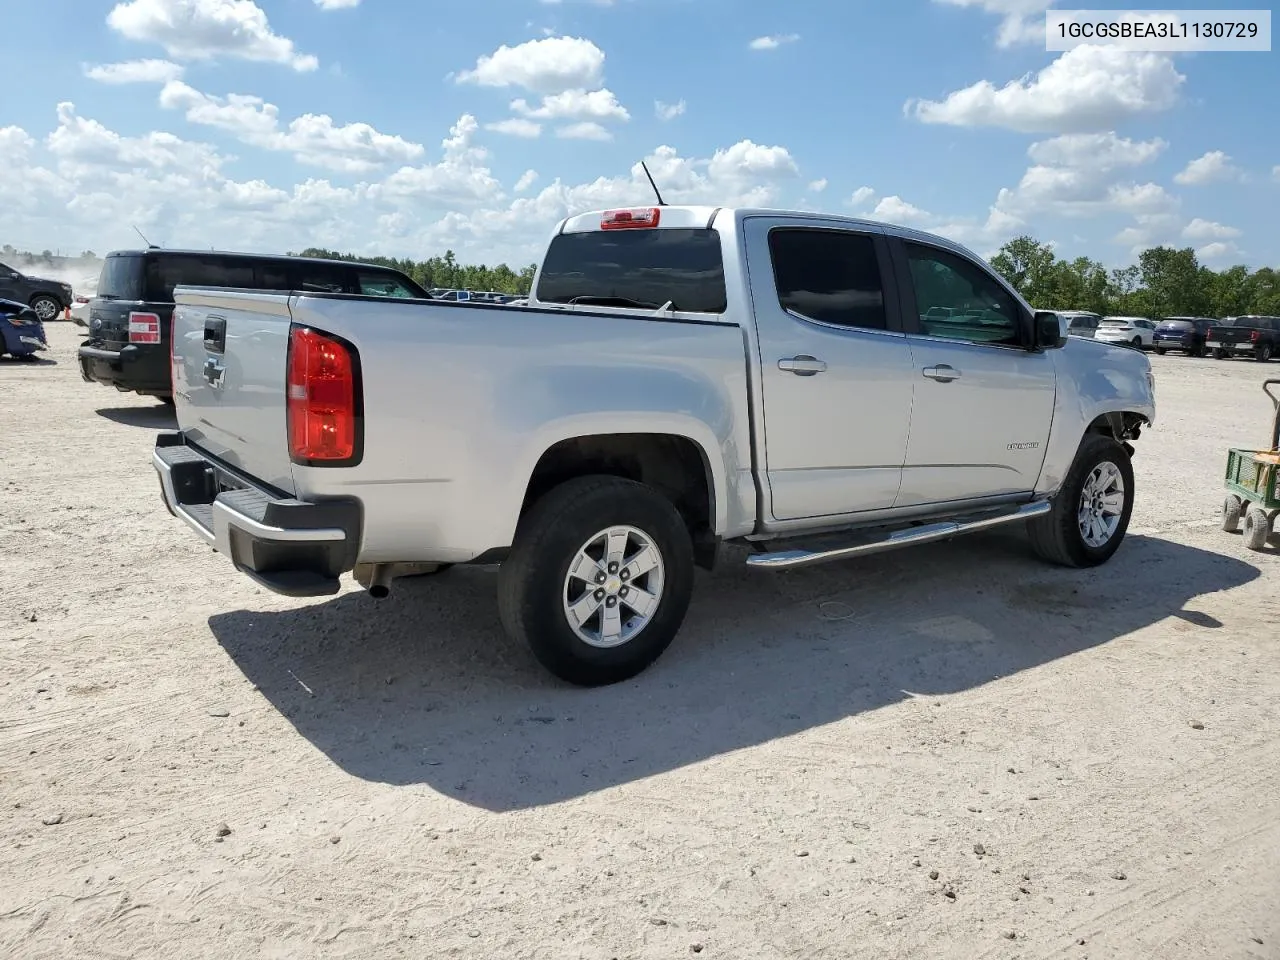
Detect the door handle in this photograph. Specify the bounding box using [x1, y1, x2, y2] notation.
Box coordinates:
[922, 364, 961, 382]
[778, 355, 827, 376]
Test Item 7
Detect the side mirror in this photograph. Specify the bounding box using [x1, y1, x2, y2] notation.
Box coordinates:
[1034, 311, 1067, 350]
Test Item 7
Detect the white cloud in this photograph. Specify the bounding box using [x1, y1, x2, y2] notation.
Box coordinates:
[655, 99, 686, 121]
[1173, 150, 1242, 185]
[4, 103, 812, 269]
[1196, 241, 1239, 262]
[1113, 213, 1183, 256]
[370, 115, 503, 205]
[907, 45, 1183, 133]
[106, 0, 318, 71]
[314, 0, 359, 7]
[749, 34, 799, 50]
[556, 122, 612, 141]
[456, 36, 605, 95]
[932, 0, 1054, 47]
[1182, 219, 1241, 242]
[159, 81, 425, 173]
[84, 59, 184, 84]
[849, 186, 876, 207]
[1274, 165, 1280, 182]
[808, 178, 828, 193]
[873, 196, 933, 225]
[512, 88, 629, 123]
[1026, 132, 1166, 169]
[485, 118, 542, 138]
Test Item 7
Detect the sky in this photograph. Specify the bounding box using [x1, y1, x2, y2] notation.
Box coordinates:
[1, 0, 1277, 271]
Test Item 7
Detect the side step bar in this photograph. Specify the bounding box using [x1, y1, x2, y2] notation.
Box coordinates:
[746, 501, 1052, 571]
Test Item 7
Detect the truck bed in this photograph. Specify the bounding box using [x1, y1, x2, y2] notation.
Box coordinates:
[170, 289, 756, 564]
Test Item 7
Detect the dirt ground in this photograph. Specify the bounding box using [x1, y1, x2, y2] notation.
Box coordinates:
[2, 322, 1279, 960]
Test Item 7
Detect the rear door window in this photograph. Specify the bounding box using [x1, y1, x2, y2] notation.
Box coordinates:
[767, 228, 887, 331]
[96, 255, 145, 300]
[535, 228, 727, 313]
[146, 254, 256, 301]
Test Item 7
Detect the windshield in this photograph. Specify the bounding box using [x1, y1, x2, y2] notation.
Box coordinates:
[536, 228, 728, 313]
[96, 255, 145, 300]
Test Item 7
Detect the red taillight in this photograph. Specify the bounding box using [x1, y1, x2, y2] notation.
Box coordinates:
[74, 295, 90, 304]
[128, 311, 161, 344]
[600, 207, 661, 230]
[287, 327, 358, 464]
[1251, 330, 1261, 342]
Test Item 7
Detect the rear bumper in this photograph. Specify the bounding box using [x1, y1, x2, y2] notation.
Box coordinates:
[153, 432, 362, 597]
[1, 323, 48, 355]
[1153, 335, 1195, 349]
[78, 341, 170, 394]
[1204, 339, 1260, 354]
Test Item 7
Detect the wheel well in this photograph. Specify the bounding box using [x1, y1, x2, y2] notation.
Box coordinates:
[522, 432, 715, 541]
[1086, 412, 1147, 447]
[29, 292, 63, 308]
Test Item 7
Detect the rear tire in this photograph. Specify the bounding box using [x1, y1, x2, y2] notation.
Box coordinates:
[1242, 506, 1272, 551]
[1131, 336, 1142, 348]
[1221, 495, 1242, 533]
[1256, 343, 1274, 363]
[1155, 347, 1167, 356]
[1028, 434, 1134, 568]
[1214, 348, 1229, 359]
[498, 475, 695, 687]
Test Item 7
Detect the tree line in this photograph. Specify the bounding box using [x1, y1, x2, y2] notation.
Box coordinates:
[292, 247, 537, 296]
[989, 237, 1279, 319]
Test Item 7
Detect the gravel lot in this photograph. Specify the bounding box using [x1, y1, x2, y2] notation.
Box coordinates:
[3, 322, 1279, 960]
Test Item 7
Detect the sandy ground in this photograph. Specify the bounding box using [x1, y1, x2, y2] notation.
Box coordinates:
[2, 323, 1279, 960]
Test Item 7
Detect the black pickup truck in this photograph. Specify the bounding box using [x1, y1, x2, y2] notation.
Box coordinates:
[79, 249, 428, 403]
[1204, 315, 1280, 362]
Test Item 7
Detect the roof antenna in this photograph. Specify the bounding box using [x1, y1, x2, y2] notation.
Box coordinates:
[132, 224, 159, 250]
[640, 161, 666, 206]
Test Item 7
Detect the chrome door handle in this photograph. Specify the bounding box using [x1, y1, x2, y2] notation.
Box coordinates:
[778, 355, 827, 376]
[922, 364, 960, 382]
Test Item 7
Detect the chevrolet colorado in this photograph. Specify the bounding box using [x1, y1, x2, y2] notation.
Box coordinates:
[153, 205, 1156, 686]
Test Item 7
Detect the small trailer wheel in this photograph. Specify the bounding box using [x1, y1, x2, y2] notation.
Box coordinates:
[1242, 505, 1272, 551]
[1221, 495, 1243, 533]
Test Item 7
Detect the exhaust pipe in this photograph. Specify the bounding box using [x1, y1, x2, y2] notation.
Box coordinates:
[365, 563, 394, 599]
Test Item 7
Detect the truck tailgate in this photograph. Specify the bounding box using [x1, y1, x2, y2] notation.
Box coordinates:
[171, 288, 296, 494]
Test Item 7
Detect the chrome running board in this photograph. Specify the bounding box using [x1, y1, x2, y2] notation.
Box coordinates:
[745, 501, 1052, 571]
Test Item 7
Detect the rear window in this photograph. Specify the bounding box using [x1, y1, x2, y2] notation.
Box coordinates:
[1157, 319, 1194, 329]
[535, 228, 727, 313]
[1101, 319, 1129, 326]
[96, 255, 145, 300]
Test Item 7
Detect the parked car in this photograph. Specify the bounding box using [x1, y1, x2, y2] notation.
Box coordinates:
[1153, 317, 1215, 356]
[69, 275, 97, 327]
[1057, 311, 1102, 339]
[79, 249, 429, 403]
[0, 298, 49, 359]
[1204, 315, 1280, 362]
[153, 205, 1155, 686]
[0, 261, 73, 322]
[1095, 316, 1155, 349]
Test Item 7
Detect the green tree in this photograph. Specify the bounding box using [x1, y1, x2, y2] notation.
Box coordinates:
[990, 236, 1058, 306]
[1138, 246, 1207, 316]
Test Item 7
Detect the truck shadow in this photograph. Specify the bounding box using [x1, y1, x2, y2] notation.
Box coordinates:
[94, 405, 177, 428]
[208, 532, 1258, 812]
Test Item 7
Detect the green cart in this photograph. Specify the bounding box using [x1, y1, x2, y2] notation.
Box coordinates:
[1221, 379, 1280, 550]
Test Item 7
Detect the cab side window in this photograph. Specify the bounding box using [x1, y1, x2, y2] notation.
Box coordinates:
[905, 242, 1022, 347]
[357, 271, 419, 298]
[767, 228, 887, 331]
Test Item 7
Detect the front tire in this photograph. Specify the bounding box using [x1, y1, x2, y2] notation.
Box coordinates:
[1028, 434, 1135, 567]
[1222, 495, 1242, 533]
[30, 295, 61, 322]
[498, 476, 695, 686]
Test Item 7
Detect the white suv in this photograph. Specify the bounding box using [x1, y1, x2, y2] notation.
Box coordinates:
[1096, 316, 1155, 349]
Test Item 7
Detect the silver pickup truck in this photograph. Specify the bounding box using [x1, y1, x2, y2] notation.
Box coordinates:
[154, 204, 1155, 686]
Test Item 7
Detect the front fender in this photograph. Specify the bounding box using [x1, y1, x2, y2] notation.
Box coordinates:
[1036, 340, 1156, 496]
